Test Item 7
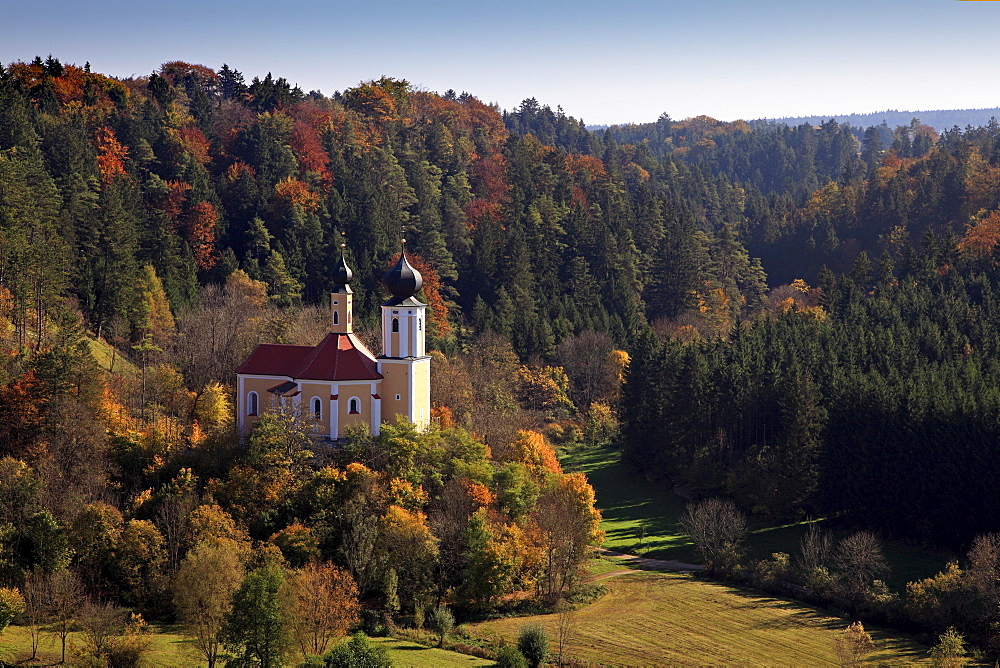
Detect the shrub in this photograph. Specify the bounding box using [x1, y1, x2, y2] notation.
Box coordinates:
[322, 632, 391, 668]
[0, 587, 24, 633]
[834, 621, 874, 667]
[751, 552, 792, 594]
[494, 644, 528, 668]
[517, 624, 548, 668]
[930, 627, 967, 668]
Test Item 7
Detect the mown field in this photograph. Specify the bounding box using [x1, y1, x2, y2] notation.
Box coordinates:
[0, 625, 493, 667]
[471, 570, 931, 665]
[562, 446, 955, 588]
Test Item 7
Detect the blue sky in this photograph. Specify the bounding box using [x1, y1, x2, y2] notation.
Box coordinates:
[3, 0, 998, 125]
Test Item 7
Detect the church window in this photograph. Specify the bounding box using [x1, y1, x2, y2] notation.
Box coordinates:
[349, 397, 360, 414]
[311, 397, 322, 419]
[392, 318, 399, 333]
[248, 392, 258, 416]
[333, 311, 339, 325]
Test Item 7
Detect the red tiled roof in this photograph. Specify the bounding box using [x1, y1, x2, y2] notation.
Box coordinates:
[236, 333, 382, 382]
[235, 344, 312, 376]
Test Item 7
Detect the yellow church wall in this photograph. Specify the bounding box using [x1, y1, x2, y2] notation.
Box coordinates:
[379, 362, 409, 423]
[239, 376, 287, 434]
[299, 382, 331, 433]
[330, 294, 353, 334]
[338, 385, 373, 433]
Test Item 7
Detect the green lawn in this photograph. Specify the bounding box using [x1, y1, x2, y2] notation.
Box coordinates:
[0, 626, 493, 667]
[562, 446, 956, 589]
[371, 637, 493, 667]
[0, 623, 203, 666]
[471, 570, 930, 666]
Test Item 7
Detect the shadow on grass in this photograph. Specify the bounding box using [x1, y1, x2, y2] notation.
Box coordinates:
[566, 446, 955, 589]
[561, 447, 697, 562]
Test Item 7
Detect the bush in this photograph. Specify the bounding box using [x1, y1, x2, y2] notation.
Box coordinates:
[929, 627, 967, 668]
[494, 644, 528, 668]
[322, 632, 391, 668]
[517, 624, 548, 668]
[750, 552, 792, 594]
[834, 621, 874, 667]
[429, 605, 455, 647]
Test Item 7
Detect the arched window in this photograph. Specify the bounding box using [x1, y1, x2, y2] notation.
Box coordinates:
[349, 397, 360, 414]
[311, 396, 322, 419]
[391, 318, 399, 333]
[248, 391, 258, 416]
[333, 311, 339, 325]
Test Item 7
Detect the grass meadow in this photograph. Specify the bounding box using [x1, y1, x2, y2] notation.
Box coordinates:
[0, 625, 493, 667]
[471, 569, 931, 665]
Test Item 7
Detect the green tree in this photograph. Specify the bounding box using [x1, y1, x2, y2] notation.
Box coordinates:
[517, 624, 548, 668]
[221, 565, 295, 668]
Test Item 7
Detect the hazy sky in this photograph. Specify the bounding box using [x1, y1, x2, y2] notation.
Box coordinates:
[3, 0, 998, 125]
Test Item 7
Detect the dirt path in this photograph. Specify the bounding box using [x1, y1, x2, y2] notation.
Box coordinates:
[595, 547, 703, 574]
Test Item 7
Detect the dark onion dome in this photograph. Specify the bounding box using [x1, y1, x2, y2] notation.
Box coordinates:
[382, 241, 423, 299]
[333, 244, 353, 285]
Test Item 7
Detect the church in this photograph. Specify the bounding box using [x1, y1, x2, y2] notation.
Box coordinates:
[235, 245, 431, 438]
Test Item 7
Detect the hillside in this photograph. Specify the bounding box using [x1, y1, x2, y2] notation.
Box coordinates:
[768, 107, 1000, 132]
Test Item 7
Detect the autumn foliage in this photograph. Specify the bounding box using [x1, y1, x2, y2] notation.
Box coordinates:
[95, 127, 128, 182]
[185, 202, 219, 271]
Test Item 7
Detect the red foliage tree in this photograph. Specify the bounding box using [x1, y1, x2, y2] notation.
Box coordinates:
[161, 181, 192, 227]
[178, 126, 211, 165]
[290, 121, 332, 188]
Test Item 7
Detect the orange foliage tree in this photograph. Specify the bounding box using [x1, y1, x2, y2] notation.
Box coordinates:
[504, 430, 562, 476]
[95, 127, 128, 182]
[289, 563, 360, 656]
[959, 209, 1000, 259]
[185, 202, 219, 271]
[534, 472, 604, 598]
[275, 178, 321, 213]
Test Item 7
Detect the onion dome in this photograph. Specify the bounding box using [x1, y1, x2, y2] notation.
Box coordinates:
[382, 241, 423, 300]
[333, 244, 353, 286]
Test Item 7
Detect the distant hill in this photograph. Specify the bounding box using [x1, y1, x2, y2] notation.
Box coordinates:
[760, 107, 1000, 132]
[589, 108, 1000, 133]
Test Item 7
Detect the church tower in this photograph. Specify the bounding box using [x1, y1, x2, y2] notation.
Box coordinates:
[378, 242, 431, 430]
[330, 244, 353, 334]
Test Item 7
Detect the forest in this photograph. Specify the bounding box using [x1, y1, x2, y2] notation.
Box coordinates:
[3, 54, 1000, 662]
